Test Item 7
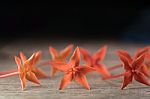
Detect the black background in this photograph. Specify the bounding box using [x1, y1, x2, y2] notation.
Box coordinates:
[0, 1, 150, 42]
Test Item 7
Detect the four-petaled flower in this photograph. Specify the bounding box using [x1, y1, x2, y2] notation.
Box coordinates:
[42, 44, 73, 77]
[79, 46, 111, 78]
[19, 51, 47, 79]
[107, 47, 150, 78]
[104, 48, 150, 89]
[0, 51, 47, 90]
[50, 47, 95, 90]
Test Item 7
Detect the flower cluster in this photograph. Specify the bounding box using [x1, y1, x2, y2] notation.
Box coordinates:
[0, 44, 150, 91]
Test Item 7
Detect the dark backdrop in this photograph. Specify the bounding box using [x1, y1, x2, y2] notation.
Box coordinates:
[0, 1, 150, 43]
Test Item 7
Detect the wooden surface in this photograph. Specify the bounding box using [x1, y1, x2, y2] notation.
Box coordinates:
[0, 39, 150, 99]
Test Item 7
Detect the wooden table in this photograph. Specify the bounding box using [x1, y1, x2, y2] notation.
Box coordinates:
[0, 39, 149, 99]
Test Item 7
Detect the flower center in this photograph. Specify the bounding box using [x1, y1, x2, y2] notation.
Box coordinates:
[72, 67, 77, 72]
[131, 69, 137, 73]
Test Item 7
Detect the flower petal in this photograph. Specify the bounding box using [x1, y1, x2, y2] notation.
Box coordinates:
[33, 68, 47, 78]
[121, 71, 133, 89]
[20, 51, 27, 63]
[79, 47, 93, 66]
[28, 53, 36, 67]
[75, 72, 90, 90]
[59, 72, 73, 90]
[26, 72, 40, 85]
[94, 64, 111, 78]
[93, 45, 107, 62]
[77, 66, 95, 75]
[117, 53, 131, 71]
[60, 44, 73, 59]
[117, 50, 132, 63]
[69, 47, 80, 67]
[134, 72, 150, 86]
[50, 65, 59, 77]
[139, 65, 150, 78]
[132, 54, 145, 70]
[14, 56, 22, 70]
[134, 47, 148, 59]
[32, 51, 42, 66]
[50, 61, 70, 72]
[49, 46, 59, 60]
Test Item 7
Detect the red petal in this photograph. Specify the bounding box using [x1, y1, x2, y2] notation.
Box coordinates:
[26, 72, 40, 85]
[134, 72, 150, 86]
[33, 68, 47, 78]
[33, 51, 42, 65]
[28, 53, 36, 67]
[38, 60, 51, 66]
[132, 54, 145, 70]
[75, 72, 90, 90]
[94, 64, 111, 78]
[77, 66, 95, 75]
[93, 45, 107, 62]
[134, 47, 148, 59]
[50, 61, 70, 72]
[59, 72, 73, 90]
[139, 65, 150, 78]
[69, 47, 80, 67]
[121, 71, 133, 89]
[146, 53, 150, 59]
[79, 47, 93, 66]
[20, 51, 27, 63]
[50, 66, 58, 77]
[117, 50, 132, 63]
[117, 53, 131, 71]
[14, 56, 22, 70]
[49, 46, 59, 60]
[60, 44, 73, 59]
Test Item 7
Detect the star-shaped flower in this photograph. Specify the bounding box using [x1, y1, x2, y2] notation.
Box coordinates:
[50, 47, 95, 90]
[40, 44, 73, 77]
[0, 51, 47, 78]
[79, 45, 111, 78]
[19, 51, 47, 78]
[108, 47, 150, 78]
[0, 51, 47, 90]
[104, 49, 150, 89]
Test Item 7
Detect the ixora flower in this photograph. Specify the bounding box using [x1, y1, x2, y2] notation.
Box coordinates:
[39, 44, 74, 77]
[79, 45, 111, 78]
[50, 47, 95, 90]
[107, 47, 150, 78]
[0, 51, 47, 90]
[104, 49, 150, 89]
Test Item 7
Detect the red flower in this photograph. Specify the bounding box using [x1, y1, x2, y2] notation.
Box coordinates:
[108, 47, 150, 78]
[39, 44, 73, 77]
[79, 45, 111, 78]
[50, 47, 95, 90]
[0, 51, 47, 90]
[104, 49, 150, 89]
